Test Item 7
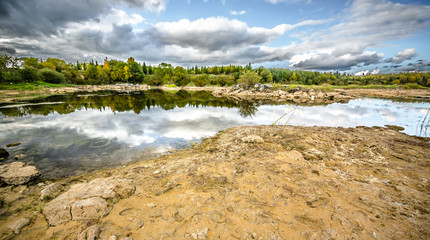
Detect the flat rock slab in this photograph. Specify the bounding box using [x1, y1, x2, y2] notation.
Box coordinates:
[0, 161, 41, 185]
[43, 177, 135, 226]
[8, 217, 31, 235]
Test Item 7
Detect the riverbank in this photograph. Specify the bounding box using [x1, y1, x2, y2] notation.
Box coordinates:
[1, 84, 429, 104]
[0, 125, 429, 239]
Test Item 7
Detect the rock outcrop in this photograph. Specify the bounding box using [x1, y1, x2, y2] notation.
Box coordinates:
[212, 87, 355, 104]
[43, 177, 135, 226]
[0, 161, 41, 185]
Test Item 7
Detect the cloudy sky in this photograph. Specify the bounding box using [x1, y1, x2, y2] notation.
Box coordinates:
[0, 0, 429, 73]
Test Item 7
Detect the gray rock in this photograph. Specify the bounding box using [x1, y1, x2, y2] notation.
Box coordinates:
[0, 161, 41, 185]
[78, 224, 100, 240]
[43, 177, 135, 226]
[8, 217, 31, 234]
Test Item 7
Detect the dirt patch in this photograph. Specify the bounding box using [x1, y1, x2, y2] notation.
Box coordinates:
[345, 88, 430, 100]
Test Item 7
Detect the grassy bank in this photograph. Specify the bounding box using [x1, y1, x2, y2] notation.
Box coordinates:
[0, 81, 74, 91]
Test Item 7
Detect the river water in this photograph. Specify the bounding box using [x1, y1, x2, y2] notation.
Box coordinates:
[0, 90, 428, 177]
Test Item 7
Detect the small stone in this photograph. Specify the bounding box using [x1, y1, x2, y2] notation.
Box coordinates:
[241, 135, 264, 144]
[18, 185, 28, 194]
[372, 232, 377, 238]
[252, 233, 258, 239]
[78, 224, 100, 240]
[14, 154, 25, 160]
[108, 236, 118, 240]
[153, 170, 161, 175]
[6, 143, 21, 147]
[191, 228, 209, 240]
[146, 203, 156, 208]
[8, 217, 31, 234]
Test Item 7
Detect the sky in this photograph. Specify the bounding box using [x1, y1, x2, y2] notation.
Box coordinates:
[0, 0, 429, 74]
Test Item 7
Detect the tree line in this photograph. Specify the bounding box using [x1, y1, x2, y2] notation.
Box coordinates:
[0, 54, 429, 87]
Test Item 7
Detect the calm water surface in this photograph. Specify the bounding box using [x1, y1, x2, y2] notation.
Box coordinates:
[0, 90, 428, 177]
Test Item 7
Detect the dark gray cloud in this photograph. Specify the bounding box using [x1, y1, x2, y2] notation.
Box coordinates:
[0, 0, 165, 37]
[399, 60, 430, 72]
[0, 0, 109, 37]
[0, 45, 16, 55]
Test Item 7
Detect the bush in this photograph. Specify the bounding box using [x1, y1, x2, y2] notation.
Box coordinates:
[38, 68, 66, 84]
[19, 66, 40, 82]
[237, 71, 261, 89]
[192, 74, 209, 87]
[403, 83, 425, 89]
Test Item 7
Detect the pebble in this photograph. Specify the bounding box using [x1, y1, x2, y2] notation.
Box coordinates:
[147, 203, 156, 208]
[153, 170, 161, 175]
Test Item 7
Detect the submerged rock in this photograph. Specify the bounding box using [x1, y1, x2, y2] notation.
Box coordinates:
[0, 148, 9, 159]
[6, 142, 21, 147]
[43, 177, 135, 226]
[0, 161, 41, 185]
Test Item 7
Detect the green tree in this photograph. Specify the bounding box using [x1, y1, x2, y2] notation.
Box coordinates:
[259, 69, 273, 83]
[85, 64, 98, 80]
[24, 57, 40, 68]
[237, 71, 261, 89]
[172, 66, 190, 86]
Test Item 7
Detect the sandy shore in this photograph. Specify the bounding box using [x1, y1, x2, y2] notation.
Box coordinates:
[0, 125, 429, 239]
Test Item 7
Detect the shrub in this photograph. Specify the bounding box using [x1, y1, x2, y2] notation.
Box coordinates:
[18, 66, 40, 82]
[237, 71, 261, 89]
[38, 68, 66, 84]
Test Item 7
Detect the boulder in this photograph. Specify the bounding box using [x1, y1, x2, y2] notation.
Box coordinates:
[0, 162, 41, 185]
[43, 177, 135, 226]
[0, 148, 9, 159]
[71, 197, 109, 220]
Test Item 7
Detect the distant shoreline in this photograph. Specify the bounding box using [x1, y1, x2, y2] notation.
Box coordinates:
[0, 84, 429, 104]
